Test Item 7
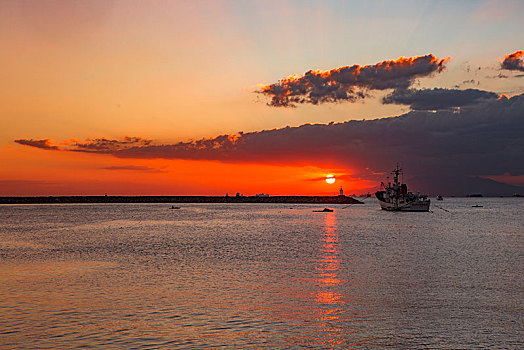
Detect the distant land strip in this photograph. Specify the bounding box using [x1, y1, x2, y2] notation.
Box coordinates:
[0, 195, 363, 205]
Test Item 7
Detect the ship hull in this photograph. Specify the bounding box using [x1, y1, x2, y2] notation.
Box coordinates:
[377, 198, 430, 212]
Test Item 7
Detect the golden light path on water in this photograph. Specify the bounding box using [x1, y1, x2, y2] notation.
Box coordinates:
[313, 212, 345, 346]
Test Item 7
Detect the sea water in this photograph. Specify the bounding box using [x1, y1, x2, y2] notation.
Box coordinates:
[0, 198, 522, 349]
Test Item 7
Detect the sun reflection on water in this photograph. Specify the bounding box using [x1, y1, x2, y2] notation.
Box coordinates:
[311, 212, 346, 346]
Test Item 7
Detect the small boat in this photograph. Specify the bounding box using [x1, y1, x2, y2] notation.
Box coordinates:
[375, 164, 430, 212]
[170, 206, 181, 210]
[472, 205, 483, 208]
[436, 195, 443, 200]
[313, 208, 334, 212]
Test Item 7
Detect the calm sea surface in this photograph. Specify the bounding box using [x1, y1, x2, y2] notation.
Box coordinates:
[1, 198, 522, 349]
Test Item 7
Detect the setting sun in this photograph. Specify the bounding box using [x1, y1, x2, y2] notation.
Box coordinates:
[326, 175, 336, 184]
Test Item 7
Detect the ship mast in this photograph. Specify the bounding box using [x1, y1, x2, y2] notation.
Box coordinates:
[392, 163, 402, 186]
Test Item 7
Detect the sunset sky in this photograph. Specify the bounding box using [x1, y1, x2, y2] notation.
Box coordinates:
[2, 0, 523, 196]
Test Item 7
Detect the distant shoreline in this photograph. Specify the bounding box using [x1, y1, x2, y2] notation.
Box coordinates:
[0, 195, 363, 205]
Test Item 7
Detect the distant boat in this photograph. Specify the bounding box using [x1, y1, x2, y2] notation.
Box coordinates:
[472, 205, 483, 208]
[170, 206, 180, 210]
[375, 164, 430, 212]
[313, 208, 334, 212]
[436, 195, 443, 201]
[468, 193, 483, 197]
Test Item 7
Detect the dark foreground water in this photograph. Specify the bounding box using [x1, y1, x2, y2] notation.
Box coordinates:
[0, 198, 522, 349]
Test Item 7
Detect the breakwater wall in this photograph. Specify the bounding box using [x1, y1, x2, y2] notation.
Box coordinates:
[0, 195, 362, 205]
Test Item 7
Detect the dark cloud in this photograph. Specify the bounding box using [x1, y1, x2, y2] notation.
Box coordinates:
[488, 72, 509, 79]
[117, 93, 524, 195]
[69, 136, 152, 153]
[73, 94, 522, 173]
[113, 134, 243, 161]
[101, 165, 165, 173]
[382, 88, 499, 110]
[501, 50, 524, 72]
[454, 79, 478, 88]
[257, 54, 451, 107]
[14, 138, 59, 150]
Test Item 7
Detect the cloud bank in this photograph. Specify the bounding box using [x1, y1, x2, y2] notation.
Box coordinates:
[15, 93, 524, 195]
[382, 88, 500, 110]
[257, 54, 451, 107]
[14, 138, 59, 150]
[71, 136, 152, 153]
[14, 136, 152, 153]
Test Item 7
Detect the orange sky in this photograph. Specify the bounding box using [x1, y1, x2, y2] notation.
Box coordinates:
[1, 1, 523, 196]
[0, 145, 373, 196]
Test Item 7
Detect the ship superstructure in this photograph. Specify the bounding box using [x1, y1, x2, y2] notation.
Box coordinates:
[375, 165, 430, 212]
